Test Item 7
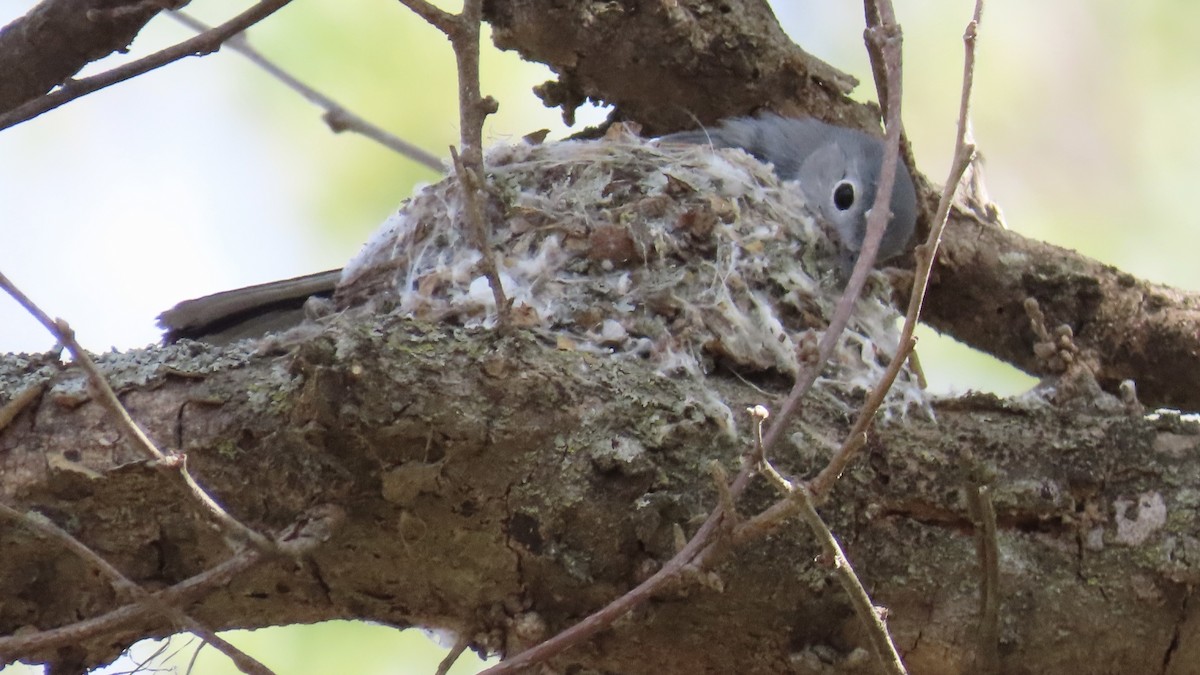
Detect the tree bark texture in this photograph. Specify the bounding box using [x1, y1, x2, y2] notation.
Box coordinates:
[1, 313, 1198, 674]
[0, 0, 177, 113]
[3, 1, 1200, 674]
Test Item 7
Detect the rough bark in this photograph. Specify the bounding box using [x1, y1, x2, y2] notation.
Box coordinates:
[0, 311, 1197, 674]
[917, 212, 1200, 413]
[483, 0, 867, 135]
[4, 1, 1200, 674]
[482, 0, 1200, 413]
[0, 0, 180, 114]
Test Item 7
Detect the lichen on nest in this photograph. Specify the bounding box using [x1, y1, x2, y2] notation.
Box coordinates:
[337, 128, 928, 419]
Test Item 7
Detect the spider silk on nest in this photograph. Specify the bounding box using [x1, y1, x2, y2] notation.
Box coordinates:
[337, 124, 931, 422]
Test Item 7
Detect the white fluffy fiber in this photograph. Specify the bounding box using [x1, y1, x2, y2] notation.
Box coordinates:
[339, 129, 927, 418]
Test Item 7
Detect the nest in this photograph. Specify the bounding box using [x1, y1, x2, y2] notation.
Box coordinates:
[337, 128, 928, 419]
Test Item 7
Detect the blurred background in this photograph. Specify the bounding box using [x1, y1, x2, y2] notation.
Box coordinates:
[3, 0, 1199, 672]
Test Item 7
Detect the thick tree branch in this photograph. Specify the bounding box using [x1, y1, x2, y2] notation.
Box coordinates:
[0, 0, 179, 115]
[1, 313, 1197, 673]
[3, 3, 1199, 674]
[483, 0, 866, 134]
[0, 0, 294, 132]
[916, 214, 1200, 411]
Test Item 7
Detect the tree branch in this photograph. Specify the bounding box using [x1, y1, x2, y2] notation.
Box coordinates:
[0, 0, 294, 132]
[915, 216, 1200, 411]
[484, 0, 863, 133]
[3, 2, 1199, 674]
[167, 10, 444, 172]
[0, 0, 177, 115]
[0, 314, 1195, 673]
[0, 503, 277, 675]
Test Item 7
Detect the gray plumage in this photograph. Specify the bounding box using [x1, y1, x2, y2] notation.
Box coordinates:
[161, 115, 918, 343]
[158, 269, 340, 344]
[661, 114, 917, 269]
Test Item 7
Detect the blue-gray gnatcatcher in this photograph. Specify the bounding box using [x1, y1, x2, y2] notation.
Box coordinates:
[660, 113, 918, 269]
[160, 114, 918, 343]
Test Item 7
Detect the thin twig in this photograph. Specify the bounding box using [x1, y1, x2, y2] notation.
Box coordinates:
[447, 0, 498, 168]
[793, 485, 908, 675]
[808, 0, 981, 502]
[486, 1, 890, 669]
[0, 503, 276, 675]
[395, 0, 457, 34]
[753, 2, 986, 671]
[166, 11, 444, 172]
[0, 506, 340, 661]
[434, 634, 471, 675]
[735, 0, 987, 670]
[727, 433, 865, 546]
[965, 479, 1001, 673]
[0, 542, 265, 657]
[750, 406, 794, 494]
[396, 0, 497, 165]
[0, 0, 295, 132]
[0, 382, 44, 433]
[756, 1, 906, 458]
[450, 145, 509, 323]
[750, 410, 905, 673]
[398, 0, 504, 318]
[481, 455, 759, 674]
[0, 269, 272, 551]
[709, 460, 740, 529]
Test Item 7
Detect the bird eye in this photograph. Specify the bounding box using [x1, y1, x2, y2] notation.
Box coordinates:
[833, 181, 855, 211]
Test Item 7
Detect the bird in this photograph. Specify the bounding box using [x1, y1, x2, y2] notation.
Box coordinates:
[159, 114, 918, 345]
[158, 268, 341, 344]
[659, 113, 917, 271]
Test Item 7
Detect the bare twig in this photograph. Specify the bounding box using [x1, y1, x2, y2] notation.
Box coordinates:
[750, 406, 794, 494]
[965, 478, 1001, 673]
[481, 0, 895, 669]
[166, 11, 444, 172]
[0, 506, 340, 662]
[481, 455, 759, 674]
[398, 0, 504, 314]
[395, 0, 457, 34]
[808, 0, 982, 502]
[0, 271, 163, 463]
[751, 408, 906, 673]
[744, 2, 986, 671]
[434, 635, 471, 675]
[757, 0, 906, 458]
[0, 503, 276, 675]
[447, 0, 498, 167]
[450, 145, 509, 323]
[709, 460, 740, 529]
[793, 484, 908, 674]
[0, 382, 44, 433]
[396, 0, 497, 165]
[0, 269, 272, 551]
[0, 0, 295, 132]
[728, 2, 987, 670]
[0, 542, 265, 657]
